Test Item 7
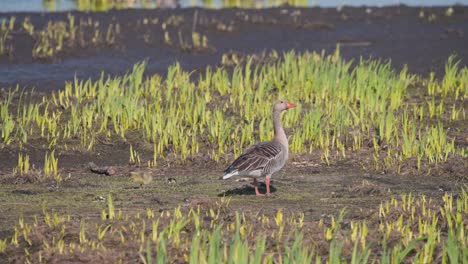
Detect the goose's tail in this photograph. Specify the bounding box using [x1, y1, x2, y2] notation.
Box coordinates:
[220, 168, 238, 180]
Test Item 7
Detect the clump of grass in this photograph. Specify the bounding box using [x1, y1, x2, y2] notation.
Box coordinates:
[129, 145, 142, 166]
[1, 16, 15, 32]
[163, 27, 212, 52]
[13, 153, 30, 176]
[0, 28, 12, 56]
[74, 0, 157, 11]
[44, 151, 61, 181]
[21, 17, 34, 35]
[27, 15, 120, 59]
[10, 152, 55, 183]
[0, 16, 15, 54]
[427, 55, 468, 100]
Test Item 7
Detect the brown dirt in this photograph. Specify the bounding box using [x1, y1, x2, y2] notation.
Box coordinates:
[0, 149, 465, 234]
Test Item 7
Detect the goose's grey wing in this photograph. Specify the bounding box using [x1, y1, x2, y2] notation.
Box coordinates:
[223, 141, 282, 176]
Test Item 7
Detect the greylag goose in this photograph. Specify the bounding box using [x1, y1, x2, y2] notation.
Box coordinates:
[221, 100, 297, 196]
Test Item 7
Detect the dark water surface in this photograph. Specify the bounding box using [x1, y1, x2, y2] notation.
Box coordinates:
[0, 6, 467, 92]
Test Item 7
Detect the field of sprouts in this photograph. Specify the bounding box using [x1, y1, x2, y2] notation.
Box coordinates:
[1, 4, 468, 264]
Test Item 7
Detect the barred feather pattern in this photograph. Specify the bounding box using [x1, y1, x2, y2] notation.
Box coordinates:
[223, 141, 287, 178]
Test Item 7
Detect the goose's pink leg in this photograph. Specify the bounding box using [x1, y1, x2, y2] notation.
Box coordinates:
[265, 177, 271, 196]
[253, 178, 264, 196]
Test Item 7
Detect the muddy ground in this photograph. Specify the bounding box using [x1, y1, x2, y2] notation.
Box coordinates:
[0, 159, 463, 236]
[0, 5, 467, 246]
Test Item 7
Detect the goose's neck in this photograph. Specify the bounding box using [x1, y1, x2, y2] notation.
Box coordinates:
[273, 110, 287, 146]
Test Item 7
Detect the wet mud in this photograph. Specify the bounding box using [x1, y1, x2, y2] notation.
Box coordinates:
[1, 6, 467, 91]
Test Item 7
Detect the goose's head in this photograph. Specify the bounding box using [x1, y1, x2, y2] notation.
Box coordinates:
[274, 100, 297, 112]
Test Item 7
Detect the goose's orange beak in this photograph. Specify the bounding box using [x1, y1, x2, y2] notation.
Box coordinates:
[286, 102, 297, 109]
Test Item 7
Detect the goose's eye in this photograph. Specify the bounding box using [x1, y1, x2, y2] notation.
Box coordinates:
[280, 101, 284, 103]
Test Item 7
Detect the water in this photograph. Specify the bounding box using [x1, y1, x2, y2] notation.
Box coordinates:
[0, 0, 466, 12]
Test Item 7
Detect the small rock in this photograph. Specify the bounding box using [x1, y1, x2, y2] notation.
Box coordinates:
[167, 177, 177, 185]
[88, 162, 115, 176]
[341, 221, 350, 229]
[94, 196, 105, 201]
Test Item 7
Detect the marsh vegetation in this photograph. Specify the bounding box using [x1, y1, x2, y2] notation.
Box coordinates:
[0, 5, 467, 264]
[0, 49, 467, 262]
[1, 50, 467, 179]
